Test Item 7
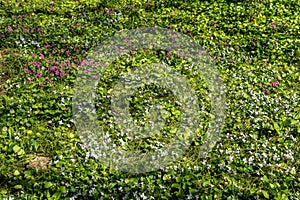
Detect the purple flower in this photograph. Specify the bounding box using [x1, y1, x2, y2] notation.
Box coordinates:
[40, 53, 45, 60]
[7, 26, 12, 32]
[44, 44, 51, 49]
[60, 69, 65, 77]
[49, 66, 59, 73]
[46, 77, 53, 83]
[270, 82, 279, 88]
[264, 89, 269, 94]
[35, 71, 42, 78]
[25, 70, 33, 75]
[38, 82, 43, 86]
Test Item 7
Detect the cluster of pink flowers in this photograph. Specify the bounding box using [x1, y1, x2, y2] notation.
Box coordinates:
[7, 26, 13, 32]
[262, 77, 281, 94]
[21, 41, 89, 88]
[270, 81, 279, 88]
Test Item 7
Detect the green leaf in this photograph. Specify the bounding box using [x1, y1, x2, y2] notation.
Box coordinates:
[171, 183, 180, 188]
[14, 185, 23, 190]
[262, 175, 269, 183]
[163, 174, 169, 181]
[273, 122, 280, 130]
[13, 170, 20, 176]
[261, 190, 269, 199]
[13, 145, 21, 153]
[44, 182, 53, 189]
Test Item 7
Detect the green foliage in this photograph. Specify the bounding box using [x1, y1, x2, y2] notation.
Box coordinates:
[0, 0, 299, 199]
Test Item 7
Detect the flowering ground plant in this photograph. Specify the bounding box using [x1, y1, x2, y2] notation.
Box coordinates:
[0, 0, 299, 199]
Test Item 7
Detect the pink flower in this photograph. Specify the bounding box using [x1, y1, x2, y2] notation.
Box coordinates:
[213, 24, 218, 28]
[270, 82, 279, 88]
[40, 53, 45, 60]
[60, 69, 65, 77]
[44, 44, 51, 48]
[35, 71, 42, 78]
[38, 82, 43, 86]
[45, 77, 53, 83]
[49, 66, 58, 72]
[25, 70, 33, 75]
[7, 26, 12, 32]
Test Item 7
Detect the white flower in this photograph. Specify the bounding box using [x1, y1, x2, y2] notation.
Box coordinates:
[20, 35, 24, 42]
[140, 193, 147, 199]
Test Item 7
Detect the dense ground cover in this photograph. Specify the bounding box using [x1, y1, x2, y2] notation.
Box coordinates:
[0, 0, 299, 199]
